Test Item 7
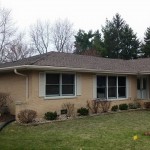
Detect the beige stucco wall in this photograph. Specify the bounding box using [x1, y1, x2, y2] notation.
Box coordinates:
[0, 72, 26, 114]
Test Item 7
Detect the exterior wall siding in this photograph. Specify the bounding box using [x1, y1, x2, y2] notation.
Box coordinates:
[0, 72, 26, 114]
[24, 71, 94, 117]
[0, 70, 149, 118]
[19, 72, 140, 118]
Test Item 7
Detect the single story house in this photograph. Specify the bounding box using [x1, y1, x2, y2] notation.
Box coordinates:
[0, 52, 150, 117]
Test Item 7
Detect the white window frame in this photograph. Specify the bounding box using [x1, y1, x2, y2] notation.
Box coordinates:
[96, 75, 128, 100]
[44, 72, 76, 99]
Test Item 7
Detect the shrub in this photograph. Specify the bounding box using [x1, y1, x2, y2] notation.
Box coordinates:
[128, 102, 141, 109]
[45, 111, 57, 120]
[0, 106, 9, 115]
[18, 109, 37, 124]
[119, 104, 128, 110]
[99, 100, 111, 112]
[87, 100, 101, 114]
[111, 105, 118, 111]
[0, 92, 12, 115]
[144, 102, 150, 109]
[77, 107, 89, 116]
[62, 103, 75, 117]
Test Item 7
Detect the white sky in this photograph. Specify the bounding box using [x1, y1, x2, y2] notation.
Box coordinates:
[1, 0, 150, 39]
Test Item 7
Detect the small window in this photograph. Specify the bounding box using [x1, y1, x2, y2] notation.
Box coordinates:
[46, 73, 75, 97]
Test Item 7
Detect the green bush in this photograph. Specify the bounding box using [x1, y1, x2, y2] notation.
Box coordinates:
[111, 105, 118, 111]
[45, 111, 57, 120]
[77, 107, 89, 116]
[119, 104, 128, 110]
[128, 103, 141, 109]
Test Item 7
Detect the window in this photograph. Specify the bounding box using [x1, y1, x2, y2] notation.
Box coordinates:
[97, 76, 106, 98]
[108, 76, 117, 99]
[118, 77, 126, 98]
[97, 76, 127, 99]
[46, 73, 75, 97]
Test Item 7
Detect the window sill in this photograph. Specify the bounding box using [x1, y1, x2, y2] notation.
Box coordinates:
[44, 96, 77, 100]
[108, 98, 129, 101]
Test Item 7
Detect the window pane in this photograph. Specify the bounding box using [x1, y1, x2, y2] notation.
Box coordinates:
[143, 78, 146, 89]
[46, 85, 59, 95]
[62, 74, 74, 84]
[108, 87, 116, 98]
[46, 74, 59, 84]
[97, 76, 106, 86]
[97, 88, 106, 98]
[62, 85, 74, 95]
[108, 76, 116, 86]
[137, 78, 140, 90]
[118, 87, 126, 97]
[118, 77, 126, 86]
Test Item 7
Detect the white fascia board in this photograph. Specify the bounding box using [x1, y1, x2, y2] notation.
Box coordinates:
[0, 64, 137, 75]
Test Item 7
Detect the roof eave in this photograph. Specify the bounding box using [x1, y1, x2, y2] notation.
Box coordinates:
[0, 65, 137, 75]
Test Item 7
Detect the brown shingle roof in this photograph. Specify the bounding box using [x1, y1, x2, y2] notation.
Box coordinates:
[0, 52, 150, 74]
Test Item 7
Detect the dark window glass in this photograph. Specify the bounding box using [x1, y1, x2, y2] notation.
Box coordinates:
[97, 76, 106, 98]
[46, 74, 59, 84]
[137, 78, 140, 90]
[46, 85, 59, 95]
[97, 76, 106, 86]
[97, 88, 107, 98]
[118, 76, 126, 98]
[62, 74, 74, 95]
[108, 87, 117, 98]
[46, 73, 75, 96]
[118, 87, 126, 97]
[108, 76, 116, 86]
[118, 77, 126, 86]
[62, 85, 74, 95]
[62, 74, 74, 84]
[143, 78, 146, 89]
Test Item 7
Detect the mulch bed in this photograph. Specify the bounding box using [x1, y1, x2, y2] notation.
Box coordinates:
[0, 114, 15, 122]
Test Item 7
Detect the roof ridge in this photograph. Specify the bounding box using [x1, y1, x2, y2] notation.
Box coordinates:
[29, 53, 49, 65]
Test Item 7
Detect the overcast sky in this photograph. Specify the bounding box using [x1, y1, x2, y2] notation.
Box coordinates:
[1, 0, 150, 39]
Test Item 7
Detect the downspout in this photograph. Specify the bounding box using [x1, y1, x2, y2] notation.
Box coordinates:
[14, 69, 29, 101]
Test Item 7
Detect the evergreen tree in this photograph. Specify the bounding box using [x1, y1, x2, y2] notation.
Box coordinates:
[74, 30, 105, 56]
[102, 13, 140, 59]
[74, 30, 93, 54]
[141, 27, 150, 57]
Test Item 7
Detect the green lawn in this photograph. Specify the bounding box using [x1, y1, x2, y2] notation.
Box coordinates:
[1, 111, 150, 150]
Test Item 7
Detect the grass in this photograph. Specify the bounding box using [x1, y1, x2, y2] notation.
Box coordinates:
[1, 111, 150, 150]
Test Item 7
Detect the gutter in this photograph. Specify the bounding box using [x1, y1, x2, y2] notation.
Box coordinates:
[0, 65, 138, 75]
[14, 69, 29, 101]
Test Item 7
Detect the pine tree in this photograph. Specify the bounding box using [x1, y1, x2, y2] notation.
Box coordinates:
[141, 27, 150, 57]
[74, 30, 105, 56]
[102, 13, 140, 59]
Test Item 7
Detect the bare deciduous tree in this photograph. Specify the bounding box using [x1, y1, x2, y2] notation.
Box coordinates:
[0, 8, 16, 62]
[51, 19, 75, 53]
[30, 21, 51, 54]
[5, 33, 34, 62]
